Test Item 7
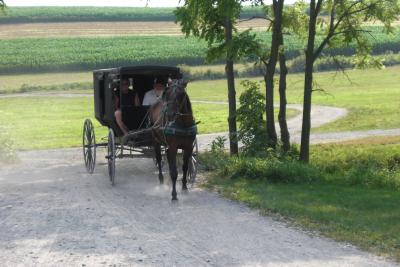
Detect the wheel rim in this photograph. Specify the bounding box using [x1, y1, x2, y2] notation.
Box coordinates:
[107, 128, 116, 185]
[82, 119, 96, 174]
[188, 138, 198, 186]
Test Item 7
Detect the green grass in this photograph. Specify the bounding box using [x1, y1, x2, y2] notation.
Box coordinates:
[0, 6, 265, 23]
[206, 178, 400, 261]
[0, 26, 398, 74]
[0, 72, 92, 94]
[0, 96, 297, 150]
[186, 66, 400, 132]
[202, 139, 400, 260]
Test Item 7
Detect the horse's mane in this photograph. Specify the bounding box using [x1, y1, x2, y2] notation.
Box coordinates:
[184, 91, 193, 114]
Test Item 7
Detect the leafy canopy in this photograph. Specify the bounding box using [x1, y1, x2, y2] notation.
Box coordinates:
[175, 0, 260, 62]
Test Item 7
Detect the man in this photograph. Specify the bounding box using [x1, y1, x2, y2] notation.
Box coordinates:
[142, 77, 166, 106]
[114, 79, 140, 135]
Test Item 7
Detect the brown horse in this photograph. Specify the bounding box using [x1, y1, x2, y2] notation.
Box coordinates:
[150, 79, 196, 201]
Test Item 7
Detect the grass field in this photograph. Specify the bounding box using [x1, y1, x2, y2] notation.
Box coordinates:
[0, 6, 265, 23]
[202, 137, 400, 261]
[187, 66, 400, 132]
[0, 96, 297, 150]
[1, 66, 399, 134]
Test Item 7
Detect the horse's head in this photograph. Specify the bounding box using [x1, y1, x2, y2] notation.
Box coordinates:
[163, 79, 192, 122]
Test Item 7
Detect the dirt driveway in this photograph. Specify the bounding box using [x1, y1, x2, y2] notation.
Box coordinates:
[0, 148, 397, 266]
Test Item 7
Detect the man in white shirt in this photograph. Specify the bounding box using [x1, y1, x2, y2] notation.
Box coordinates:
[142, 77, 166, 106]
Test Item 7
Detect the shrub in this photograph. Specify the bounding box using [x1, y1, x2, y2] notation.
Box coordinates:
[236, 80, 269, 156]
[0, 128, 17, 164]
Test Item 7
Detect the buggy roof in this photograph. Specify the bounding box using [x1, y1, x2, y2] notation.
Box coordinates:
[93, 65, 181, 77]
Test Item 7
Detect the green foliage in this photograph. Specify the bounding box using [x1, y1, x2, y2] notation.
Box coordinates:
[314, 0, 400, 68]
[0, 128, 17, 164]
[201, 140, 400, 190]
[311, 143, 400, 190]
[175, 0, 242, 45]
[176, 0, 260, 63]
[236, 80, 268, 155]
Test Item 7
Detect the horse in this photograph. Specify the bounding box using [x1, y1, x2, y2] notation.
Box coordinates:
[149, 79, 197, 201]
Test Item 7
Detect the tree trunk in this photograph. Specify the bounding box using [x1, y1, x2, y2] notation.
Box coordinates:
[300, 0, 318, 163]
[278, 49, 290, 153]
[264, 0, 284, 148]
[225, 19, 238, 155]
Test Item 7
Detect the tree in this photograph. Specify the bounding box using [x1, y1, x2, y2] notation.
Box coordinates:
[299, 0, 400, 162]
[176, 0, 245, 155]
[1, 0, 5, 12]
[251, 1, 305, 152]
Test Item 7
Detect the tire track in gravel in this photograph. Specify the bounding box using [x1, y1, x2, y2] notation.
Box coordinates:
[90, 158, 216, 266]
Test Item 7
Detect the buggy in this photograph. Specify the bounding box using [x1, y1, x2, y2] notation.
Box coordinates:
[82, 66, 198, 185]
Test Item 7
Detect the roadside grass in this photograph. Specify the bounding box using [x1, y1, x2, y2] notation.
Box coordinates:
[205, 178, 400, 261]
[201, 138, 400, 261]
[0, 72, 91, 94]
[0, 128, 18, 164]
[0, 96, 297, 150]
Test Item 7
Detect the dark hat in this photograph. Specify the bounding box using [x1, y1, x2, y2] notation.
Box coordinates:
[154, 76, 167, 85]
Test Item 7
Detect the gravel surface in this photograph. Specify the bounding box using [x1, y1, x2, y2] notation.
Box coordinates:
[0, 149, 398, 267]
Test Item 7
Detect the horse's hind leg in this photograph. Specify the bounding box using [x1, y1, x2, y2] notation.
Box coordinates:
[155, 144, 164, 184]
[182, 148, 191, 191]
[167, 146, 178, 201]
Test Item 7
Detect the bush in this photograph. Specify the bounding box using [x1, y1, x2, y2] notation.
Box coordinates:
[200, 140, 400, 191]
[0, 129, 17, 164]
[236, 80, 269, 156]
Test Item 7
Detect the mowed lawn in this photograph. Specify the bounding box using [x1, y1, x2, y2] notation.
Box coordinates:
[0, 65, 399, 150]
[187, 66, 400, 132]
[0, 96, 297, 150]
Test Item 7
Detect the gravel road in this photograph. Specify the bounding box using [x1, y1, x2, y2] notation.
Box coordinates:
[0, 148, 398, 267]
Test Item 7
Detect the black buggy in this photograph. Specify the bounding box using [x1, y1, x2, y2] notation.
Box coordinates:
[82, 66, 198, 185]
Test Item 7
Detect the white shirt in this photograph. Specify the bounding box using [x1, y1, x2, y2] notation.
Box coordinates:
[143, 89, 161, 106]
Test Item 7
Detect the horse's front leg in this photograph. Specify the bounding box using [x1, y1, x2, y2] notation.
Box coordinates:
[167, 147, 178, 201]
[182, 148, 192, 191]
[154, 143, 164, 184]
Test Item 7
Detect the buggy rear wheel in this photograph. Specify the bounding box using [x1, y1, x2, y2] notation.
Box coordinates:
[83, 119, 96, 174]
[188, 138, 198, 187]
[107, 128, 116, 185]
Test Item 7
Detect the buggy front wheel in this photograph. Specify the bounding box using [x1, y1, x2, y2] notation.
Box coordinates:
[188, 138, 198, 187]
[107, 128, 116, 185]
[82, 119, 96, 174]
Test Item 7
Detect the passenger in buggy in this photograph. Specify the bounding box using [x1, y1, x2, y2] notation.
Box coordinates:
[114, 79, 140, 135]
[142, 77, 166, 106]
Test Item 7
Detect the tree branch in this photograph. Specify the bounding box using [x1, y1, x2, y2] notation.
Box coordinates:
[313, 0, 379, 61]
[238, 15, 273, 23]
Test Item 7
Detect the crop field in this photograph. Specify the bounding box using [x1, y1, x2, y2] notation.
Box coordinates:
[0, 26, 399, 74]
[0, 6, 265, 23]
[0, 20, 267, 39]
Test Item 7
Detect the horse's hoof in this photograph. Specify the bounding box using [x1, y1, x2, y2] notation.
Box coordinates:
[171, 197, 178, 202]
[182, 186, 188, 192]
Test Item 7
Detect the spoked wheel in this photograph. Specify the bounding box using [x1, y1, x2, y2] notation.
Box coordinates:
[82, 119, 96, 174]
[152, 146, 166, 169]
[187, 138, 198, 187]
[107, 128, 116, 185]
